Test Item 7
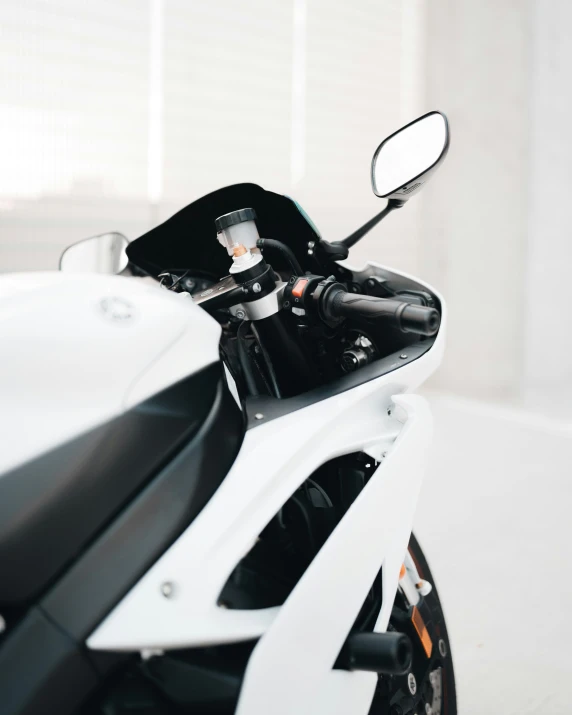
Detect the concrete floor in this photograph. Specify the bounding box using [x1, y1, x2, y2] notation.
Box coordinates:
[414, 395, 572, 714]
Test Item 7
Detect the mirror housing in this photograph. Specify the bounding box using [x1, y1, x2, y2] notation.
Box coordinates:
[371, 111, 449, 200]
[59, 232, 129, 274]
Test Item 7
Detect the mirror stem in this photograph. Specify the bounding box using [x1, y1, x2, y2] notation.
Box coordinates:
[342, 199, 405, 249]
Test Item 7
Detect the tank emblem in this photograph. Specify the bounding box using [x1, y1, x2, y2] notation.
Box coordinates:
[99, 297, 136, 323]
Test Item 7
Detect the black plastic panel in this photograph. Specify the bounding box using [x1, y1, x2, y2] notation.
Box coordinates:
[41, 376, 243, 642]
[0, 375, 243, 715]
[0, 607, 98, 715]
[244, 340, 434, 428]
[0, 363, 221, 606]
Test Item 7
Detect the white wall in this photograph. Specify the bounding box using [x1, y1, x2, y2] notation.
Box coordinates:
[420, 0, 530, 402]
[0, 0, 422, 277]
[524, 0, 572, 414]
[419, 0, 572, 414]
[0, 0, 153, 270]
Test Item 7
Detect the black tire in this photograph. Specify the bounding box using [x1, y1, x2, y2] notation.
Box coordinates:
[370, 533, 457, 715]
[409, 533, 457, 715]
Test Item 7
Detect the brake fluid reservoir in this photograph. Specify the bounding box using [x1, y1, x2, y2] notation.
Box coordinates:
[215, 208, 260, 255]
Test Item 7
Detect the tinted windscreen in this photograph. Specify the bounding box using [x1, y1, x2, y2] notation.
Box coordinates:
[127, 183, 321, 279]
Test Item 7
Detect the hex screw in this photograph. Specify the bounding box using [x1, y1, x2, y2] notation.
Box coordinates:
[252, 283, 262, 293]
[235, 309, 246, 319]
[438, 638, 447, 657]
[407, 672, 417, 696]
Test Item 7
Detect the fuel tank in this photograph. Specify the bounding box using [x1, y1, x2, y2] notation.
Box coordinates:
[0, 272, 221, 475]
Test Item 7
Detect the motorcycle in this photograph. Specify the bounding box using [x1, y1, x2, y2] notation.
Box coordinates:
[0, 111, 455, 715]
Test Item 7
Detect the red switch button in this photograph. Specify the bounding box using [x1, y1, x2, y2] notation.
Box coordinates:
[292, 278, 308, 299]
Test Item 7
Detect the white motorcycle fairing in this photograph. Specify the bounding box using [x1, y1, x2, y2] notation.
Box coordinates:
[0, 272, 220, 476]
[87, 261, 446, 715]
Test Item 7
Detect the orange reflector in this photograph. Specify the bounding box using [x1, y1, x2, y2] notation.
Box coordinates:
[411, 606, 433, 658]
[399, 564, 406, 579]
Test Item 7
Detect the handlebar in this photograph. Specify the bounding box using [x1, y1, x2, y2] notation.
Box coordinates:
[318, 283, 440, 336]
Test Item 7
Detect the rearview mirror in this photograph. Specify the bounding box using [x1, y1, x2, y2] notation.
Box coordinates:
[371, 111, 449, 200]
[59, 232, 129, 274]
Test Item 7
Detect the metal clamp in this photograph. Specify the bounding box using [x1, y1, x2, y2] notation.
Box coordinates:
[232, 282, 286, 321]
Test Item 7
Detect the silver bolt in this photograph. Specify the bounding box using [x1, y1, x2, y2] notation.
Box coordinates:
[407, 672, 417, 695]
[307, 249, 314, 256]
[400, 353, 408, 359]
[425, 704, 433, 715]
[235, 309, 246, 319]
[438, 638, 447, 657]
[308, 241, 315, 249]
[141, 648, 164, 660]
[252, 282, 262, 293]
[254, 413, 264, 420]
[0, 613, 5, 634]
[160, 581, 174, 598]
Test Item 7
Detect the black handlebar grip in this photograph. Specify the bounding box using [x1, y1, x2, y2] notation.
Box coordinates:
[328, 290, 440, 336]
[399, 302, 441, 336]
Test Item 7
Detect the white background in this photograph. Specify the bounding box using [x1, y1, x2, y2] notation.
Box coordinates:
[1, 1, 572, 712]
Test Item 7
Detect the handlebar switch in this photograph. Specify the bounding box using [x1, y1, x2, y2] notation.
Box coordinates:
[291, 278, 309, 299]
[283, 274, 325, 315]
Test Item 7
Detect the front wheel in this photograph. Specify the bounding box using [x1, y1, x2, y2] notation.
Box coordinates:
[369, 533, 457, 715]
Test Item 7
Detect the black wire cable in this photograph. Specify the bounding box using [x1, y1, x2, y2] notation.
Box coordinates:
[250, 349, 273, 396]
[256, 238, 303, 276]
[237, 320, 259, 396]
[250, 322, 282, 398]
